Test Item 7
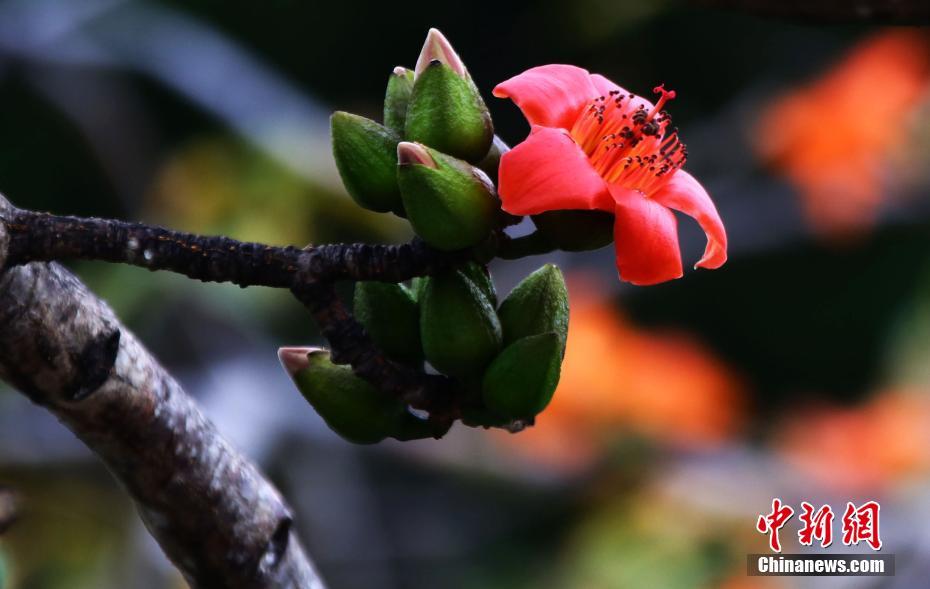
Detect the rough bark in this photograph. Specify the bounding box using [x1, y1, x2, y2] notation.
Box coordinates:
[0, 196, 325, 588]
[3, 207, 461, 287]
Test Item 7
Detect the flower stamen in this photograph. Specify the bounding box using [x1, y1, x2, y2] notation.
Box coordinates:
[570, 85, 687, 195]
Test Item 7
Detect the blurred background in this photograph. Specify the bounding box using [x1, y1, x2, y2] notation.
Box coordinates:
[0, 1, 929, 587]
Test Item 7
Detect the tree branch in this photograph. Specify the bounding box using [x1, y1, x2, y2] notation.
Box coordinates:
[0, 198, 325, 588]
[1, 206, 464, 287]
[0, 201, 522, 428]
[0, 197, 532, 432]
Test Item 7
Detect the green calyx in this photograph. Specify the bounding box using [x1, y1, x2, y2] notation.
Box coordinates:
[420, 269, 502, 377]
[397, 143, 498, 251]
[354, 282, 423, 366]
[531, 209, 615, 252]
[498, 264, 570, 350]
[405, 61, 494, 163]
[384, 66, 415, 134]
[331, 111, 404, 215]
[289, 349, 442, 444]
[460, 261, 497, 307]
[482, 332, 563, 419]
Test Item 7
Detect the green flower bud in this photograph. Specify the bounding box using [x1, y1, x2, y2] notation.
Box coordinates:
[477, 135, 510, 186]
[420, 269, 502, 377]
[279, 348, 440, 443]
[531, 210, 614, 252]
[354, 281, 422, 366]
[498, 264, 569, 349]
[384, 66, 415, 135]
[482, 332, 562, 419]
[331, 111, 404, 215]
[397, 142, 498, 251]
[405, 29, 493, 163]
[460, 261, 497, 307]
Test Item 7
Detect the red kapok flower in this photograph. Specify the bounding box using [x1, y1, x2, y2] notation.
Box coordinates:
[493, 65, 727, 285]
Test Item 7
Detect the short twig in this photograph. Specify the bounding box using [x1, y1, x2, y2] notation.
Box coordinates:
[1, 206, 464, 287]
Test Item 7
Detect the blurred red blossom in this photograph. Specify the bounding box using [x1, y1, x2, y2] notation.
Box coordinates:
[494, 66, 727, 285]
[777, 389, 930, 492]
[756, 30, 930, 238]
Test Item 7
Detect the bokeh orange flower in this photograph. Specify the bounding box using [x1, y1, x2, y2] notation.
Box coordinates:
[776, 389, 930, 492]
[495, 274, 745, 471]
[756, 30, 930, 237]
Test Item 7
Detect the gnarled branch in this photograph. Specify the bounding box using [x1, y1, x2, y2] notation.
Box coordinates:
[0, 196, 325, 589]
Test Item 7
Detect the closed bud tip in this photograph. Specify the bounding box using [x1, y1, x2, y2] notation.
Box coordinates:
[393, 66, 409, 77]
[405, 30, 493, 162]
[277, 346, 322, 377]
[397, 141, 436, 168]
[415, 28, 466, 78]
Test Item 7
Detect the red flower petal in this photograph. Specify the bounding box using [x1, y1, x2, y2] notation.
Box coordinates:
[498, 126, 612, 215]
[493, 65, 598, 130]
[610, 185, 683, 285]
[590, 73, 656, 112]
[651, 170, 728, 269]
[590, 74, 628, 99]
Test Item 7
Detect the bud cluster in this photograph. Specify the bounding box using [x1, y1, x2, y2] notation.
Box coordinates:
[282, 29, 573, 443]
[331, 28, 497, 251]
[387, 263, 569, 427]
[282, 264, 569, 442]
